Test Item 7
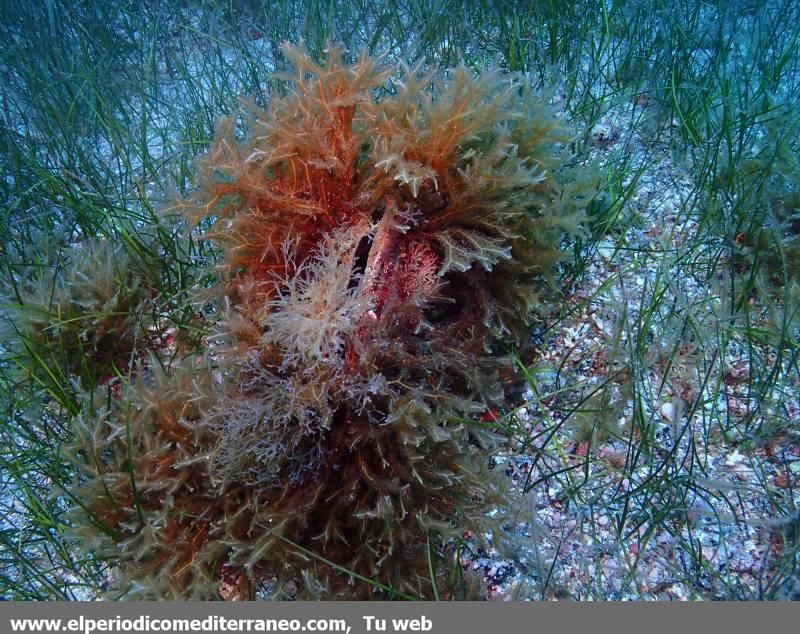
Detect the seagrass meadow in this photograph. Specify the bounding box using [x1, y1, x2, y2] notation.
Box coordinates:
[1, 0, 799, 600]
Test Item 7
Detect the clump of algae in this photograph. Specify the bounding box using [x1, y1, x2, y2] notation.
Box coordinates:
[6, 43, 599, 599]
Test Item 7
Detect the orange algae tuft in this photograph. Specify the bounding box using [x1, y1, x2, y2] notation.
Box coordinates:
[60, 43, 599, 599]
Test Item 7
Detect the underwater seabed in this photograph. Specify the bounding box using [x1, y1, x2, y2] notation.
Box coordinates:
[1, 0, 798, 600]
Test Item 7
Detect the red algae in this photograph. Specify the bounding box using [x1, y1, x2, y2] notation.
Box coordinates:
[62, 43, 598, 599]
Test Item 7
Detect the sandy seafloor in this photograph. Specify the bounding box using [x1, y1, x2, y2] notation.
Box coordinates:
[464, 100, 800, 600]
